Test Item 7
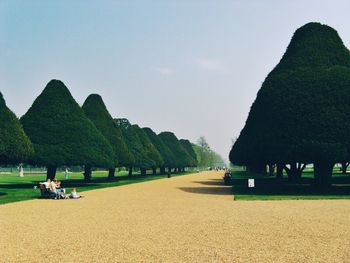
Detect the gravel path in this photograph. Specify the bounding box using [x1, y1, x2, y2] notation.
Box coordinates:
[1, 171, 349, 262]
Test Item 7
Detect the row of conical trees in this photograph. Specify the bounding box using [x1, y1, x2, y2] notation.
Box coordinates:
[229, 22, 350, 187]
[1, 80, 197, 180]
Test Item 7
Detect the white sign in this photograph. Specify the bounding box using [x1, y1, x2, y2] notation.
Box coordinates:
[248, 179, 255, 188]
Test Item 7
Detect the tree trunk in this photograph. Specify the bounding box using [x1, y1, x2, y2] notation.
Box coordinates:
[152, 167, 157, 175]
[108, 167, 115, 179]
[168, 167, 172, 174]
[268, 164, 275, 176]
[46, 165, 57, 180]
[247, 163, 266, 175]
[314, 162, 334, 188]
[276, 164, 283, 179]
[84, 165, 92, 181]
[128, 167, 133, 177]
[140, 168, 146, 176]
[285, 163, 304, 182]
[160, 167, 166, 175]
[341, 162, 349, 174]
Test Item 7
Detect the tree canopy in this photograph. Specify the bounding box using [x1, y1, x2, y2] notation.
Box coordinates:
[82, 94, 133, 168]
[179, 139, 198, 167]
[115, 119, 154, 171]
[229, 22, 350, 186]
[143, 127, 175, 169]
[134, 125, 163, 170]
[158, 132, 192, 168]
[21, 80, 114, 178]
[0, 92, 33, 164]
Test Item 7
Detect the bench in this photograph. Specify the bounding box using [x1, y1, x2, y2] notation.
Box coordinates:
[39, 183, 54, 199]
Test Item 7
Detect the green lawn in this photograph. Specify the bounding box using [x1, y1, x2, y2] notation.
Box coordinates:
[230, 167, 350, 201]
[0, 170, 192, 205]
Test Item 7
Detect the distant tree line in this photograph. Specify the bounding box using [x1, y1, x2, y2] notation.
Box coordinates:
[1, 79, 198, 180]
[193, 136, 226, 168]
[229, 22, 350, 187]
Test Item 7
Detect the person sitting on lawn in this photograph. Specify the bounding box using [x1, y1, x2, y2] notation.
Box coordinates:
[53, 178, 67, 199]
[48, 179, 59, 199]
[69, 188, 82, 199]
[42, 178, 51, 189]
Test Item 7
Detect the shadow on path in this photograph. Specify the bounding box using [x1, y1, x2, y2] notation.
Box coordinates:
[178, 178, 232, 196]
[191, 180, 223, 186]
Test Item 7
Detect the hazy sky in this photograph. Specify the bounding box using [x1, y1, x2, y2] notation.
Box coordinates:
[1, 0, 350, 161]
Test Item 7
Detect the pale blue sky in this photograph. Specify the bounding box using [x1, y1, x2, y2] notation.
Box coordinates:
[1, 0, 350, 161]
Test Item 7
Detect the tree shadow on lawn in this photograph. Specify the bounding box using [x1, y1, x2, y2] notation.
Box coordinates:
[0, 174, 166, 190]
[231, 177, 350, 197]
[0, 182, 99, 189]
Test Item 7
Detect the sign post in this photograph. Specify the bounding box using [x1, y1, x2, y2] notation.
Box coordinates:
[248, 179, 255, 188]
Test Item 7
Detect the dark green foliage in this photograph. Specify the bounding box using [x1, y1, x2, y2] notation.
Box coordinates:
[115, 119, 154, 170]
[158, 132, 192, 168]
[21, 80, 114, 168]
[143, 127, 176, 168]
[230, 23, 350, 186]
[0, 93, 33, 164]
[134, 125, 163, 168]
[274, 22, 350, 72]
[82, 94, 134, 167]
[179, 139, 198, 167]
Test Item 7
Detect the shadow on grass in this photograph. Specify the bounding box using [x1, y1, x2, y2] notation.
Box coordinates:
[231, 176, 350, 198]
[0, 174, 166, 190]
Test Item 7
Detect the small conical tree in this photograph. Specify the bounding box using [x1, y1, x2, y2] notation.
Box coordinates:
[82, 94, 133, 179]
[230, 22, 350, 187]
[180, 139, 198, 170]
[21, 80, 114, 180]
[143, 127, 175, 174]
[158, 132, 190, 173]
[115, 119, 153, 176]
[0, 93, 33, 164]
[132, 126, 163, 175]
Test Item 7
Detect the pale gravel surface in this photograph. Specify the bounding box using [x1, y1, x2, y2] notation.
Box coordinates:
[1, 171, 350, 263]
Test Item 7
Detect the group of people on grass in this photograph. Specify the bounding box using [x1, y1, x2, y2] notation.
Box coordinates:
[40, 178, 82, 199]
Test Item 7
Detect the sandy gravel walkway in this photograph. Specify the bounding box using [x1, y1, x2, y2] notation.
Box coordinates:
[1, 171, 349, 262]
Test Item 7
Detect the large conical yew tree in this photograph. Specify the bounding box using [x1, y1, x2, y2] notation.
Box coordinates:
[179, 139, 198, 170]
[21, 80, 114, 180]
[159, 132, 191, 173]
[115, 119, 153, 176]
[133, 125, 163, 175]
[82, 94, 133, 179]
[143, 127, 175, 174]
[230, 22, 350, 187]
[0, 93, 33, 164]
